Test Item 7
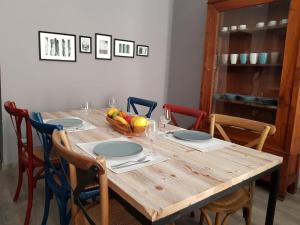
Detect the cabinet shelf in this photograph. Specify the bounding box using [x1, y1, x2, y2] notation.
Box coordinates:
[215, 98, 278, 110]
[219, 24, 287, 36]
[219, 64, 282, 67]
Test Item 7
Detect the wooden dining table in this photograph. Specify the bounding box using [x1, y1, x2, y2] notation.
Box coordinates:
[42, 109, 282, 225]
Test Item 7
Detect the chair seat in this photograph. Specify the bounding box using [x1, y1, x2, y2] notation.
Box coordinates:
[75, 199, 140, 225]
[33, 146, 59, 161]
[205, 188, 250, 213]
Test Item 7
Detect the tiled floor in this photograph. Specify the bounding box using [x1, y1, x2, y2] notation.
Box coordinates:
[1, 164, 299, 225]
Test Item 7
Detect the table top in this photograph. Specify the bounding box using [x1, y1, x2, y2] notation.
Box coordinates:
[42, 109, 283, 222]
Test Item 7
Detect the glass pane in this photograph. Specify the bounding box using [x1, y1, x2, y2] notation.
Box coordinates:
[212, 0, 289, 124]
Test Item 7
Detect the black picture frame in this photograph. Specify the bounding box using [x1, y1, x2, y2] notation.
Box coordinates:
[95, 33, 112, 60]
[79, 35, 92, 53]
[136, 45, 149, 57]
[114, 39, 135, 58]
[38, 31, 76, 62]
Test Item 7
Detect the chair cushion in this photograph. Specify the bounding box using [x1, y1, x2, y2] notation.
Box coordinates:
[75, 199, 140, 225]
[205, 188, 250, 213]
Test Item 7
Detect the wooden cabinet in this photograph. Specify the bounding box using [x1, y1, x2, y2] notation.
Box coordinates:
[200, 0, 300, 199]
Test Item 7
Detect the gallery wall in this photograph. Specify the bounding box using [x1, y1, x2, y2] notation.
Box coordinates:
[0, 0, 173, 164]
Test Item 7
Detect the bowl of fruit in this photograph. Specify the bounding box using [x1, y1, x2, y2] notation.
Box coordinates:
[106, 107, 148, 136]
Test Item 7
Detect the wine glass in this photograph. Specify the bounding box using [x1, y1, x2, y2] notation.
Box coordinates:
[160, 108, 171, 129]
[145, 120, 158, 151]
[81, 101, 91, 118]
[108, 96, 117, 107]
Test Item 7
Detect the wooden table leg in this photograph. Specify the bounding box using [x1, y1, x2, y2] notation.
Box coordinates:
[265, 168, 280, 225]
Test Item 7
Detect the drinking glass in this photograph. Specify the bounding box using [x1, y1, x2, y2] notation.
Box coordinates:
[160, 108, 171, 128]
[108, 96, 117, 107]
[145, 120, 158, 150]
[81, 101, 91, 118]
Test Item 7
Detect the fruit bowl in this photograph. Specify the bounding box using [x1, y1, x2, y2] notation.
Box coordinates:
[106, 116, 146, 137]
[106, 108, 148, 137]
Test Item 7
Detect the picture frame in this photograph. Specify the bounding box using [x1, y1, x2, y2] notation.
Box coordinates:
[38, 31, 76, 62]
[95, 33, 112, 60]
[79, 36, 92, 53]
[136, 45, 149, 57]
[114, 39, 135, 58]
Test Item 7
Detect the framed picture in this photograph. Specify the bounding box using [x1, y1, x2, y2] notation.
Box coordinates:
[136, 45, 149, 57]
[38, 31, 76, 62]
[114, 39, 135, 58]
[95, 33, 112, 60]
[79, 36, 92, 53]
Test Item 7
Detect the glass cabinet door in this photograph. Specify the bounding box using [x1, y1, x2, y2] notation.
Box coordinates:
[212, 0, 289, 124]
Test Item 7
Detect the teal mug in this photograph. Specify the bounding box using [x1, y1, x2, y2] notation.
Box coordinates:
[259, 52, 268, 64]
[239, 53, 248, 64]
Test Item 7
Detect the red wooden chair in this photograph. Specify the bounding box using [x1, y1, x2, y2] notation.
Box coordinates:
[163, 103, 207, 130]
[4, 101, 46, 225]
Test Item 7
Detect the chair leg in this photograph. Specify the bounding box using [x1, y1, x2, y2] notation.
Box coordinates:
[201, 209, 213, 225]
[200, 210, 204, 225]
[244, 205, 252, 225]
[215, 213, 222, 225]
[24, 171, 34, 225]
[41, 184, 52, 225]
[222, 214, 231, 225]
[242, 207, 248, 219]
[56, 197, 69, 225]
[13, 163, 24, 202]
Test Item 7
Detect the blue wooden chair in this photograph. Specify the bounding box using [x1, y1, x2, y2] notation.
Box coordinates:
[29, 112, 99, 225]
[127, 96, 157, 118]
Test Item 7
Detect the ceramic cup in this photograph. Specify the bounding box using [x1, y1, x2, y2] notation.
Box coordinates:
[256, 22, 265, 28]
[250, 53, 258, 64]
[230, 25, 237, 31]
[280, 18, 288, 25]
[221, 26, 228, 32]
[259, 52, 268, 64]
[221, 54, 229, 64]
[268, 20, 277, 26]
[239, 53, 248, 64]
[238, 24, 247, 30]
[270, 52, 280, 64]
[230, 54, 239, 64]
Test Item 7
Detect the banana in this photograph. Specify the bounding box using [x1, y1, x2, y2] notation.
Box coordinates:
[107, 107, 119, 117]
[115, 116, 129, 125]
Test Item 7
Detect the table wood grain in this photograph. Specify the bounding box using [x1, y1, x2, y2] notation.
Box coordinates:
[42, 109, 283, 222]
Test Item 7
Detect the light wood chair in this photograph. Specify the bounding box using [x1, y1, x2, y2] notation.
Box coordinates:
[200, 114, 276, 225]
[52, 130, 140, 225]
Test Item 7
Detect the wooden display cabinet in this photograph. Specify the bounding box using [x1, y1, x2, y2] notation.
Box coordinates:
[200, 0, 300, 199]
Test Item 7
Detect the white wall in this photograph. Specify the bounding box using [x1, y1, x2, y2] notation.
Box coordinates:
[0, 0, 173, 164]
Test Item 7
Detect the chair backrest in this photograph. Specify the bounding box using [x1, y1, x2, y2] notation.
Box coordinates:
[4, 101, 33, 159]
[29, 112, 62, 157]
[163, 103, 207, 130]
[52, 130, 109, 225]
[210, 114, 276, 151]
[29, 112, 69, 193]
[127, 96, 157, 118]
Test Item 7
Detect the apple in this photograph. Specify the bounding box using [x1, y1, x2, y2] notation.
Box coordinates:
[124, 115, 133, 124]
